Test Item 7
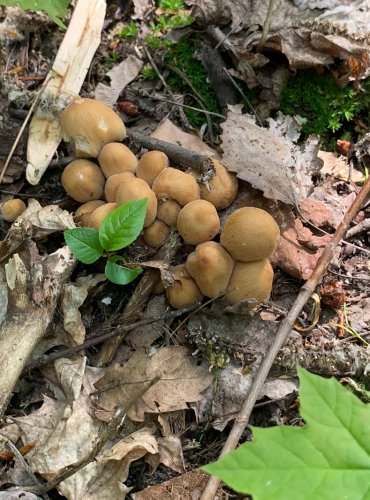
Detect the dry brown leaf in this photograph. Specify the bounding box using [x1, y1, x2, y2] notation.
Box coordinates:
[125, 295, 168, 348]
[151, 119, 220, 157]
[95, 55, 144, 107]
[146, 435, 185, 474]
[54, 357, 87, 404]
[95, 346, 212, 422]
[220, 106, 321, 206]
[61, 274, 106, 345]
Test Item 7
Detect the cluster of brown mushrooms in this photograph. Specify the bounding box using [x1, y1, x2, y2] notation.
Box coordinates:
[3, 97, 281, 311]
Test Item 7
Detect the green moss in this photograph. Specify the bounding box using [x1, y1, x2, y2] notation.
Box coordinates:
[281, 69, 370, 147]
[119, 21, 138, 39]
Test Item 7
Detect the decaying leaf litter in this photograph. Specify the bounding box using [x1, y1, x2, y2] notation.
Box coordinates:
[0, 0, 369, 498]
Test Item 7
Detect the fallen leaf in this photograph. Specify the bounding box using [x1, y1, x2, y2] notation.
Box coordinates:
[220, 106, 321, 206]
[146, 435, 185, 474]
[125, 295, 168, 348]
[95, 55, 144, 107]
[95, 346, 212, 422]
[132, 0, 155, 19]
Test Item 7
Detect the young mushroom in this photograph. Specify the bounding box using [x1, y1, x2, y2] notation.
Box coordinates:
[220, 207, 280, 262]
[165, 264, 204, 309]
[75, 200, 106, 227]
[177, 199, 220, 245]
[186, 241, 234, 298]
[152, 167, 200, 206]
[157, 199, 181, 226]
[143, 219, 170, 248]
[60, 98, 126, 158]
[88, 202, 118, 230]
[98, 143, 138, 178]
[225, 258, 274, 308]
[61, 159, 105, 203]
[115, 177, 157, 227]
[104, 172, 136, 202]
[136, 150, 169, 187]
[188, 160, 238, 209]
[0, 198, 26, 222]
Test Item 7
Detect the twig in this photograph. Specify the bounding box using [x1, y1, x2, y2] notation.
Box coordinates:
[346, 218, 370, 238]
[25, 302, 202, 371]
[29, 376, 160, 495]
[149, 94, 226, 119]
[127, 130, 214, 175]
[0, 432, 50, 500]
[201, 176, 370, 500]
[257, 0, 276, 49]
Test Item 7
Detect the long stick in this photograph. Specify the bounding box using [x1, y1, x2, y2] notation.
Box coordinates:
[201, 176, 370, 499]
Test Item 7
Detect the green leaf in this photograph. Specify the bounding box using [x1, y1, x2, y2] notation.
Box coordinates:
[0, 0, 70, 28]
[105, 257, 142, 285]
[203, 367, 370, 500]
[99, 199, 148, 252]
[64, 228, 103, 264]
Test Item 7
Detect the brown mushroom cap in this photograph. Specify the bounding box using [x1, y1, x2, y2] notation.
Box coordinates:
[61, 159, 105, 203]
[152, 167, 200, 206]
[136, 150, 169, 187]
[75, 200, 105, 227]
[220, 207, 280, 262]
[157, 199, 181, 226]
[98, 143, 138, 178]
[115, 177, 157, 227]
[166, 264, 204, 309]
[225, 258, 274, 307]
[104, 172, 136, 202]
[186, 241, 234, 298]
[177, 200, 220, 245]
[88, 202, 118, 230]
[187, 160, 238, 209]
[1, 199, 26, 222]
[60, 98, 126, 158]
[143, 219, 170, 248]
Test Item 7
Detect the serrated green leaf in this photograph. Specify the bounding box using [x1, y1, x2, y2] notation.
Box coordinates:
[64, 228, 103, 264]
[105, 258, 142, 285]
[203, 367, 370, 500]
[99, 199, 148, 252]
[0, 0, 70, 28]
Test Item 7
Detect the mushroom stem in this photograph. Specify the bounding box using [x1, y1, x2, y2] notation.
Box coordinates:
[127, 131, 214, 175]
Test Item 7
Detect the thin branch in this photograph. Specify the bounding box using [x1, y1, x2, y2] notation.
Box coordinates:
[201, 176, 370, 500]
[257, 0, 276, 49]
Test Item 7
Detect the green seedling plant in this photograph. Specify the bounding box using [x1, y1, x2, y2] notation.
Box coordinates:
[64, 199, 147, 285]
[0, 0, 70, 28]
[119, 20, 138, 39]
[203, 367, 370, 499]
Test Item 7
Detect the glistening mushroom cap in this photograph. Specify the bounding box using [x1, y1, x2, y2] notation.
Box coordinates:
[115, 177, 157, 227]
[1, 199, 26, 222]
[186, 241, 234, 298]
[220, 207, 280, 262]
[143, 219, 170, 248]
[177, 199, 220, 245]
[61, 159, 105, 203]
[225, 258, 274, 308]
[136, 150, 169, 187]
[152, 167, 200, 206]
[98, 142, 138, 178]
[166, 264, 203, 309]
[60, 98, 126, 158]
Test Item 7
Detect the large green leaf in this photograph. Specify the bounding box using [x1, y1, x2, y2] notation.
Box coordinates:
[0, 0, 70, 28]
[203, 367, 370, 500]
[99, 199, 148, 252]
[64, 227, 103, 264]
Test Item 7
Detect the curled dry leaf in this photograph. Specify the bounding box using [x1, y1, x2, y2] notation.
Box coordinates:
[220, 106, 322, 206]
[95, 346, 213, 422]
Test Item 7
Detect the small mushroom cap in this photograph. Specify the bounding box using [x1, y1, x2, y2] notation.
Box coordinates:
[60, 98, 126, 158]
[153, 276, 165, 295]
[187, 160, 238, 209]
[75, 200, 105, 226]
[98, 142, 138, 178]
[220, 207, 280, 262]
[104, 172, 136, 202]
[157, 199, 181, 226]
[225, 258, 274, 307]
[186, 241, 234, 298]
[152, 167, 200, 206]
[177, 199, 220, 245]
[166, 264, 204, 309]
[1, 198, 26, 222]
[136, 150, 169, 187]
[61, 159, 105, 203]
[143, 219, 170, 248]
[115, 177, 157, 227]
[88, 202, 118, 230]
